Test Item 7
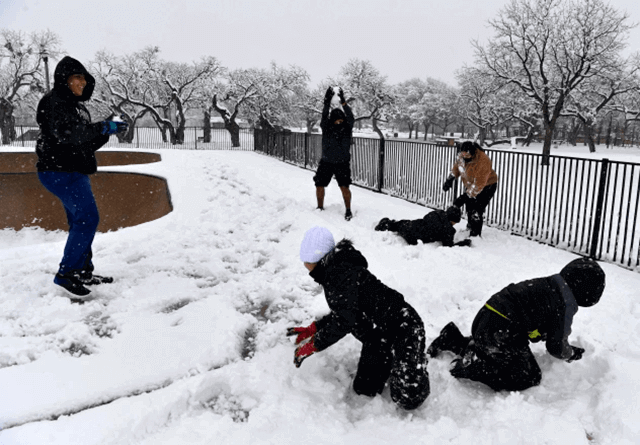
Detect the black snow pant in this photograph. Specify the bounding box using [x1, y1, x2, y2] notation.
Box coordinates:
[453, 183, 497, 237]
[449, 307, 542, 392]
[385, 219, 422, 245]
[352, 305, 430, 410]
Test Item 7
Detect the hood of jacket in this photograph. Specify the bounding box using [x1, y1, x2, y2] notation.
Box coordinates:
[322, 239, 367, 269]
[559, 257, 606, 307]
[53, 56, 96, 102]
[310, 239, 368, 285]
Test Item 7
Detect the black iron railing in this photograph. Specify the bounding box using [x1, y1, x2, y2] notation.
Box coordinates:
[254, 128, 640, 272]
[6, 124, 639, 271]
[6, 126, 254, 151]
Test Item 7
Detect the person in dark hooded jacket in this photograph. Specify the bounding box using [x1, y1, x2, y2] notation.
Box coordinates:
[314, 87, 355, 220]
[35, 56, 128, 297]
[427, 257, 606, 391]
[374, 206, 471, 247]
[287, 226, 430, 410]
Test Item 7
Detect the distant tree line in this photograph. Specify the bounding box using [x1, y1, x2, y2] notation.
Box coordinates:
[1, 0, 639, 159]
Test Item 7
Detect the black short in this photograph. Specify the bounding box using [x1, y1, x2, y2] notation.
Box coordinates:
[313, 160, 352, 187]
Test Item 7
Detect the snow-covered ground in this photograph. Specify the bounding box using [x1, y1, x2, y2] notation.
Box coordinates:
[1, 146, 639, 444]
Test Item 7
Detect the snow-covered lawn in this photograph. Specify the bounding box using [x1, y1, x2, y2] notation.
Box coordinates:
[1, 147, 639, 444]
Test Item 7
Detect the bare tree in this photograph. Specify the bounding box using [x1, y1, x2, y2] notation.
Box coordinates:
[562, 63, 640, 152]
[210, 68, 261, 147]
[296, 84, 327, 134]
[245, 63, 310, 131]
[334, 59, 395, 140]
[93, 47, 220, 145]
[474, 0, 637, 164]
[393, 78, 427, 138]
[457, 67, 510, 145]
[435, 83, 462, 136]
[0, 29, 59, 144]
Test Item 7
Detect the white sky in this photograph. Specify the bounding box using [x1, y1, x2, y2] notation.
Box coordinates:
[1, 0, 640, 87]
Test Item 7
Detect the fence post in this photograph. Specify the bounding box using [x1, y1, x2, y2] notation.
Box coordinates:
[194, 127, 197, 150]
[136, 127, 139, 149]
[20, 126, 24, 147]
[589, 158, 610, 259]
[377, 138, 386, 192]
[304, 132, 309, 169]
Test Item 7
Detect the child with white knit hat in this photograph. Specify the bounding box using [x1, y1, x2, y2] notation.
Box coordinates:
[288, 226, 430, 411]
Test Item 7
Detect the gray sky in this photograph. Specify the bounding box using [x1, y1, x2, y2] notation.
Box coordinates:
[1, 0, 640, 87]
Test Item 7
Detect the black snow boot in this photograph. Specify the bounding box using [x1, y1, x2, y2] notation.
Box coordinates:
[345, 209, 353, 221]
[54, 273, 91, 297]
[427, 322, 468, 358]
[77, 270, 114, 285]
[375, 218, 391, 231]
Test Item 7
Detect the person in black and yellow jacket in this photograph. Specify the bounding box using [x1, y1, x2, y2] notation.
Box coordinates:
[427, 257, 606, 391]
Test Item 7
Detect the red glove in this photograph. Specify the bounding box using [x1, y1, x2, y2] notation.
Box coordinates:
[286, 321, 317, 345]
[294, 339, 318, 368]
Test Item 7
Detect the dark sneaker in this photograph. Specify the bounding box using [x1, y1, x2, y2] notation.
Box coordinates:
[427, 322, 466, 358]
[345, 209, 353, 221]
[54, 273, 91, 297]
[77, 273, 114, 285]
[375, 218, 391, 231]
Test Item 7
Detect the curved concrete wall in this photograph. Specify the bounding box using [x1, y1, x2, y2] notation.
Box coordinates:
[1, 151, 162, 173]
[0, 151, 172, 232]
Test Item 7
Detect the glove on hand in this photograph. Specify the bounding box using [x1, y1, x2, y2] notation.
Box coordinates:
[294, 339, 318, 368]
[101, 120, 128, 135]
[567, 346, 585, 362]
[286, 321, 317, 345]
[454, 239, 472, 247]
[442, 175, 455, 192]
[324, 87, 334, 105]
[338, 87, 346, 104]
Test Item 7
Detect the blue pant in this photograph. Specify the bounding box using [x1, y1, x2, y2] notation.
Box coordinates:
[38, 172, 99, 275]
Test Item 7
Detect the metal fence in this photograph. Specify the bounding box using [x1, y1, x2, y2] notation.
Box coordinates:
[6, 126, 254, 151]
[254, 128, 640, 272]
[6, 124, 638, 271]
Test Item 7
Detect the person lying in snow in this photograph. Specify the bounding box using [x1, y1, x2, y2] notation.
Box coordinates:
[427, 257, 606, 392]
[287, 226, 430, 410]
[442, 141, 498, 237]
[374, 206, 471, 247]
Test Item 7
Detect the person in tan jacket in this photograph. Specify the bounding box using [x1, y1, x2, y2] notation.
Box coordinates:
[442, 141, 498, 236]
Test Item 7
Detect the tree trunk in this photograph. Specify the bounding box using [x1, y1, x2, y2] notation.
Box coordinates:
[541, 122, 555, 165]
[203, 110, 212, 143]
[305, 118, 317, 134]
[0, 99, 16, 145]
[583, 120, 597, 153]
[175, 125, 185, 145]
[478, 127, 487, 146]
[226, 120, 241, 147]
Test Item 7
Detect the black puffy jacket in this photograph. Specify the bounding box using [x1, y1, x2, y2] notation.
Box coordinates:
[309, 239, 410, 351]
[394, 210, 456, 246]
[35, 56, 109, 174]
[482, 274, 578, 360]
[320, 103, 354, 164]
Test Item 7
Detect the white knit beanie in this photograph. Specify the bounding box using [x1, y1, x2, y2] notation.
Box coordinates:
[300, 226, 335, 263]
